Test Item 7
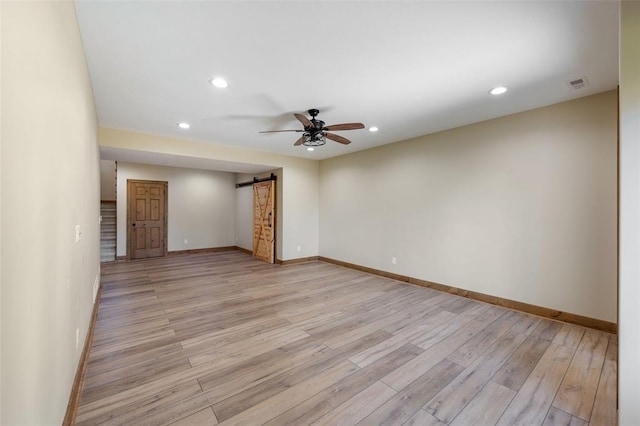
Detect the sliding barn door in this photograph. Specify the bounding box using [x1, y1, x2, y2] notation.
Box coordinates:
[253, 181, 275, 263]
[128, 180, 167, 260]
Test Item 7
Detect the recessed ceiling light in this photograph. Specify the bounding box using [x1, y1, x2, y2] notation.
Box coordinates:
[177, 122, 190, 129]
[209, 77, 228, 88]
[368, 126, 379, 132]
[307, 147, 314, 152]
[489, 86, 508, 95]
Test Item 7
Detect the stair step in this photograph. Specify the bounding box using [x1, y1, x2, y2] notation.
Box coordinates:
[100, 202, 117, 263]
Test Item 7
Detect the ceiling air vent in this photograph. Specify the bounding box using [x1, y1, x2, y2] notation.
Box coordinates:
[567, 76, 589, 90]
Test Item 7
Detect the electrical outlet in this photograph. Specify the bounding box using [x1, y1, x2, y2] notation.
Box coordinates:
[75, 225, 81, 243]
[183, 239, 188, 245]
[297, 245, 301, 252]
[392, 256, 397, 265]
[75, 328, 80, 349]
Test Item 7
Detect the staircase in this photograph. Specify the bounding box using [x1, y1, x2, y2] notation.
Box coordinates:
[100, 201, 116, 262]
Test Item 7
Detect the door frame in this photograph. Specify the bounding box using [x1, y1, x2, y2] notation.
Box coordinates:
[126, 179, 168, 260]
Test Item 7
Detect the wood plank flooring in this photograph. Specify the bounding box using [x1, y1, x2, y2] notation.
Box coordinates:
[76, 251, 617, 426]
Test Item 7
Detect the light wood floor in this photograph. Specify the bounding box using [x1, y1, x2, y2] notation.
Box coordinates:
[76, 251, 617, 425]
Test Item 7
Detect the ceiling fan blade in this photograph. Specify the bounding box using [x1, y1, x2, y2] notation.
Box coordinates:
[294, 113, 313, 128]
[294, 136, 305, 146]
[326, 132, 352, 145]
[323, 123, 365, 131]
[259, 130, 304, 133]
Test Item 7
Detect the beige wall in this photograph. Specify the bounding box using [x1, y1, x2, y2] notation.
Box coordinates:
[100, 159, 117, 200]
[0, 2, 3, 420]
[1, 2, 100, 424]
[99, 128, 319, 260]
[320, 91, 617, 323]
[619, 1, 640, 423]
[282, 163, 319, 259]
[116, 163, 237, 255]
[235, 184, 253, 252]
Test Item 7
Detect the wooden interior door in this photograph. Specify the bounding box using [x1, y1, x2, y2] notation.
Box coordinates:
[253, 181, 275, 263]
[127, 180, 167, 260]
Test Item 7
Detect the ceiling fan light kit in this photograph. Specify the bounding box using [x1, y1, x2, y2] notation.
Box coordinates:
[302, 133, 327, 147]
[259, 109, 365, 148]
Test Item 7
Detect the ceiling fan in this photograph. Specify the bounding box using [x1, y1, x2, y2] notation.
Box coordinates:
[259, 109, 364, 147]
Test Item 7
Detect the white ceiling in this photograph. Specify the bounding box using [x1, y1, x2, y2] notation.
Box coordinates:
[76, 1, 619, 167]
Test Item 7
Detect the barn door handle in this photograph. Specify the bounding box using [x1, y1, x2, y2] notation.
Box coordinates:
[268, 212, 272, 228]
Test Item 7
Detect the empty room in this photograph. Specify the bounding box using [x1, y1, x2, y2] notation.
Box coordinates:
[1, 1, 639, 425]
